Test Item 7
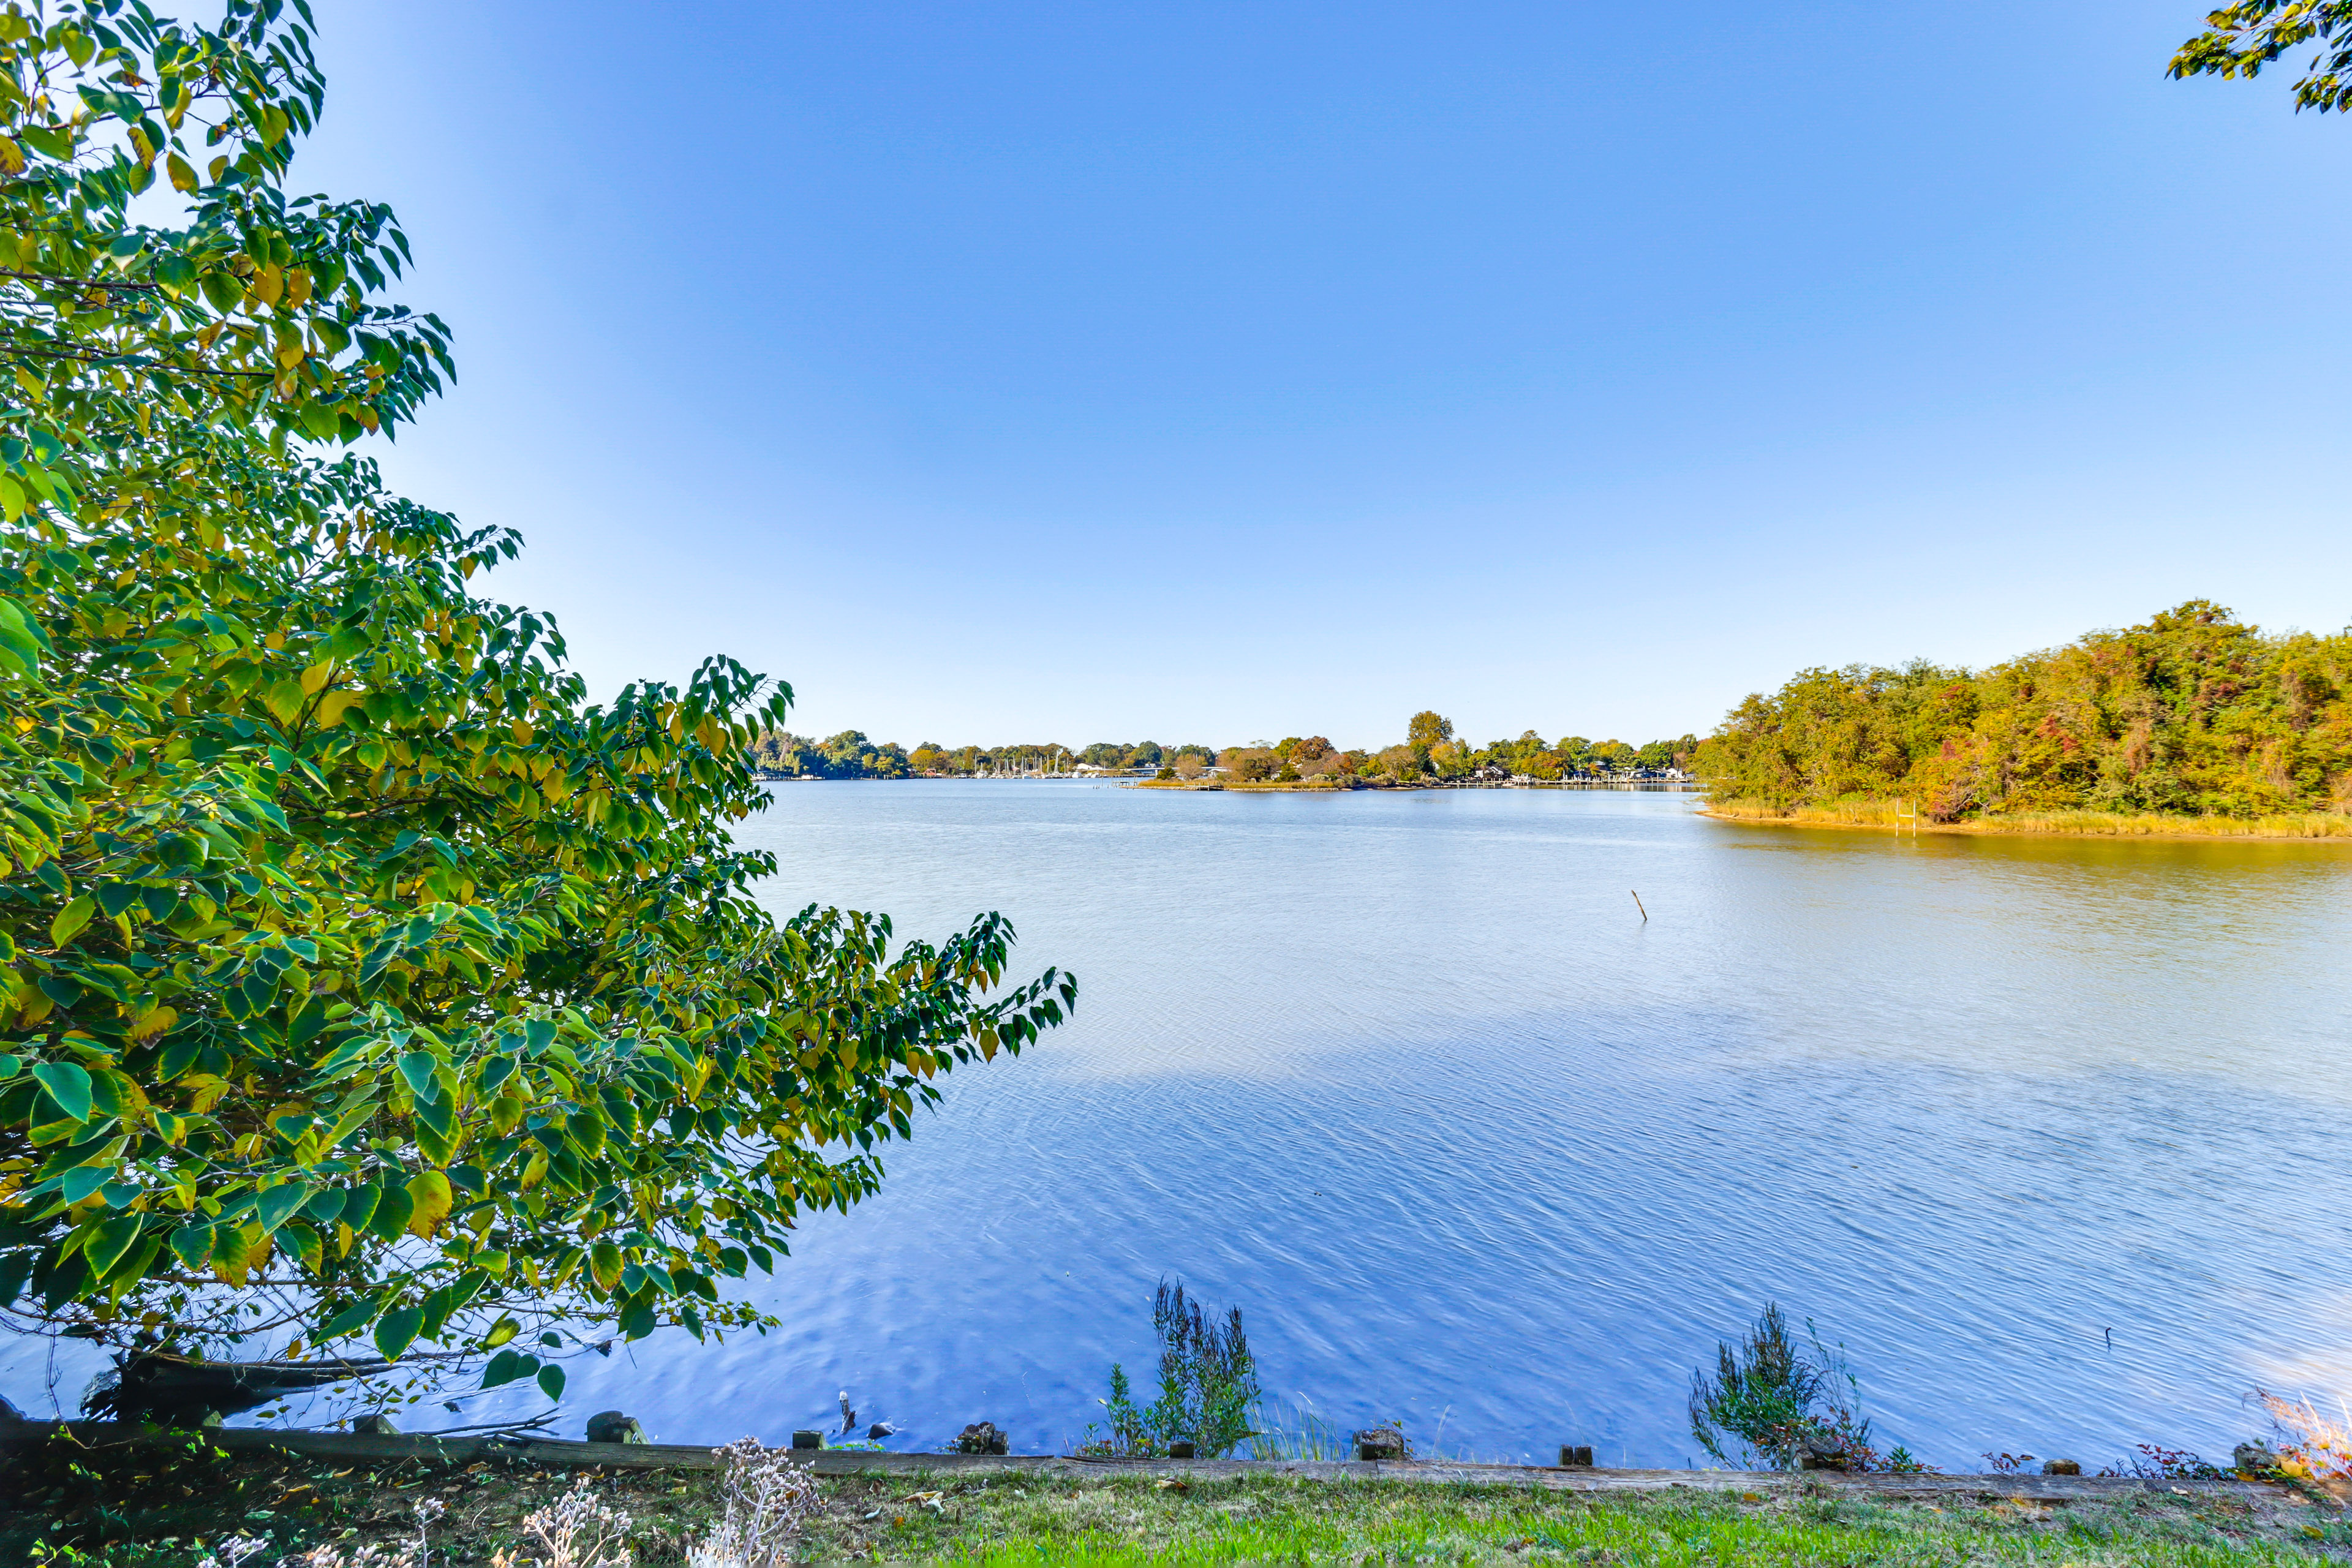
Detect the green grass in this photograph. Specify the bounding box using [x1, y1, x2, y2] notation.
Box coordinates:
[823, 1472, 2340, 1565]
[6, 1441, 2343, 1566]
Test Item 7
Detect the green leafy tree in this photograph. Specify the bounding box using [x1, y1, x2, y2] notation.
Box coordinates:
[0, 0, 1073, 1393]
[1221, 747, 1276, 783]
[2173, 2, 2352, 111]
[1697, 603, 2352, 820]
[1406, 710, 1453, 749]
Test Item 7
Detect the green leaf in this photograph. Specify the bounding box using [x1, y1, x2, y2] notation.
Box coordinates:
[317, 1295, 379, 1343]
[374, 1304, 423, 1360]
[81, 1215, 143, 1280]
[480, 1348, 537, 1389]
[397, 1050, 439, 1102]
[59, 1166, 111, 1205]
[414, 1092, 454, 1140]
[536, 1363, 566, 1401]
[0, 595, 50, 676]
[255, 1183, 313, 1235]
[49, 895, 95, 946]
[366, 1183, 413, 1243]
[31, 1063, 92, 1124]
[0, 1252, 31, 1306]
[339, 1185, 382, 1231]
[168, 1223, 215, 1271]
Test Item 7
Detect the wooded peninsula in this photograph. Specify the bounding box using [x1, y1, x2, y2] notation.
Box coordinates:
[1700, 601, 2351, 832]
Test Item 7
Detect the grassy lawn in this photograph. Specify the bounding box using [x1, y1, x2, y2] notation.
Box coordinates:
[4, 1439, 2347, 1567]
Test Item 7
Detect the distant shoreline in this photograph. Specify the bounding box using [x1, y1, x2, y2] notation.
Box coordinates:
[753, 773, 1703, 793]
[1700, 799, 2352, 842]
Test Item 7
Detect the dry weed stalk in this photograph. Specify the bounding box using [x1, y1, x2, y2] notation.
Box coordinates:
[2256, 1388, 2352, 1499]
[293, 1497, 445, 1567]
[292, 1545, 422, 1568]
[685, 1436, 820, 1568]
[197, 1540, 274, 1568]
[488, 1477, 636, 1568]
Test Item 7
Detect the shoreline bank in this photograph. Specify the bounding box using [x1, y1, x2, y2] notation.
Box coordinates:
[1700, 801, 2352, 842]
[2, 1412, 2328, 1568]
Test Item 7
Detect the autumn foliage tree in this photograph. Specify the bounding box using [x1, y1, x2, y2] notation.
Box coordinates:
[1697, 603, 2352, 821]
[0, 0, 1071, 1398]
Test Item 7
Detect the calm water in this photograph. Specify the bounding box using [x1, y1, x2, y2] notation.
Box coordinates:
[9, 784, 2350, 1468]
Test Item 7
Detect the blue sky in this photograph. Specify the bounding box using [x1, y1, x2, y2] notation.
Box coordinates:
[296, 1, 2349, 750]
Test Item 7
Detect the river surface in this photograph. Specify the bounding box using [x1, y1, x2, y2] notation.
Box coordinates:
[8, 783, 2350, 1469]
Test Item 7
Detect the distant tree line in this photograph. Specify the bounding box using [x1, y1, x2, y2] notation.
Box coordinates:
[1697, 601, 2352, 821]
[1204, 713, 1697, 785]
[749, 733, 1219, 780]
[749, 718, 1697, 785]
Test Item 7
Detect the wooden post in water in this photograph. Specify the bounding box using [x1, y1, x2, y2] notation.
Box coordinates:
[1630, 890, 1648, 921]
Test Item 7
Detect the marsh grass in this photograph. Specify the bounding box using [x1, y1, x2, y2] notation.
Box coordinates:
[1246, 1400, 1349, 1462]
[1703, 798, 2352, 839]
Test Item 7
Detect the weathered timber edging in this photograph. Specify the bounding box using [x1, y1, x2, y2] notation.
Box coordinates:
[0, 1412, 2290, 1506]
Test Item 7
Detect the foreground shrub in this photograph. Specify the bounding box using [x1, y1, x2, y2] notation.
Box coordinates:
[0, 0, 1072, 1387]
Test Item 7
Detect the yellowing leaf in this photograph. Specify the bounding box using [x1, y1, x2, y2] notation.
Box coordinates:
[129, 1005, 178, 1041]
[404, 1169, 451, 1238]
[314, 690, 358, 728]
[50, 894, 94, 946]
[300, 659, 335, 695]
[211, 1224, 251, 1287]
[589, 1240, 622, 1292]
[165, 151, 196, 192]
[263, 679, 305, 726]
